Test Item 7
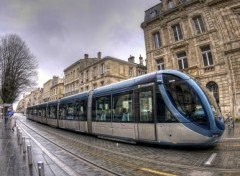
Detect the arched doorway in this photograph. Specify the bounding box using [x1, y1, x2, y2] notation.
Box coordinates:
[206, 81, 219, 104]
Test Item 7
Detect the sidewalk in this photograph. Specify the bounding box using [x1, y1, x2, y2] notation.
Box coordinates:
[0, 116, 68, 176]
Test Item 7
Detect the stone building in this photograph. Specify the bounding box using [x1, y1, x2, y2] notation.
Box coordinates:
[43, 79, 52, 102]
[16, 93, 31, 114]
[43, 76, 63, 102]
[141, 0, 240, 118]
[64, 53, 100, 96]
[64, 52, 147, 95]
[50, 76, 64, 101]
[78, 55, 146, 92]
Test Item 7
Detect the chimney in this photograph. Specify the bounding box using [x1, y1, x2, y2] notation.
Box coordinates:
[128, 55, 135, 63]
[84, 54, 88, 59]
[97, 52, 101, 59]
[139, 55, 143, 65]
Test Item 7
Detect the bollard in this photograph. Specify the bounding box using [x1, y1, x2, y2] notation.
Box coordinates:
[27, 145, 33, 165]
[17, 127, 19, 137]
[38, 161, 45, 176]
[22, 137, 26, 153]
[17, 130, 20, 144]
[19, 132, 23, 145]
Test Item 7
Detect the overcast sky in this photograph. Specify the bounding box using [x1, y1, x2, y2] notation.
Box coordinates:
[1, 0, 159, 89]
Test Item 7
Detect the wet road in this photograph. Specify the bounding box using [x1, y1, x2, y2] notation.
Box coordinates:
[6, 114, 240, 176]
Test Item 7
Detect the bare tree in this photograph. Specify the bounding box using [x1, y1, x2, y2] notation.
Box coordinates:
[0, 34, 38, 113]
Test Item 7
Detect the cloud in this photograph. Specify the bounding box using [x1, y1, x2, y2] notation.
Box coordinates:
[1, 0, 160, 89]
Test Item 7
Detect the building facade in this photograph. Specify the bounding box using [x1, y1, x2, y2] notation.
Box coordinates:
[50, 76, 64, 101]
[78, 55, 146, 92]
[64, 53, 100, 96]
[141, 0, 240, 117]
[43, 79, 52, 102]
[43, 76, 63, 102]
[64, 52, 147, 94]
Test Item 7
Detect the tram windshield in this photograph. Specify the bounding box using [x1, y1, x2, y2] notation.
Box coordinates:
[163, 74, 210, 127]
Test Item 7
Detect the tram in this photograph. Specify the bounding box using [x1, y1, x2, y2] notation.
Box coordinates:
[26, 70, 225, 146]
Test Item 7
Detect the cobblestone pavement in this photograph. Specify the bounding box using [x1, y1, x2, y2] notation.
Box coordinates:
[1, 114, 240, 176]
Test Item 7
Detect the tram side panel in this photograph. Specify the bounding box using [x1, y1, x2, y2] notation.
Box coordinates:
[37, 107, 47, 124]
[111, 90, 136, 140]
[91, 88, 138, 140]
[90, 82, 158, 142]
[156, 123, 212, 145]
[57, 97, 89, 133]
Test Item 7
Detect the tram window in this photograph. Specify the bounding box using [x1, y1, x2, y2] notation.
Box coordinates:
[156, 92, 177, 122]
[46, 108, 50, 118]
[42, 109, 46, 118]
[163, 74, 209, 127]
[49, 106, 57, 119]
[75, 100, 87, 121]
[139, 90, 154, 123]
[67, 103, 74, 120]
[33, 109, 37, 116]
[38, 110, 41, 117]
[59, 104, 66, 120]
[112, 91, 133, 122]
[93, 95, 111, 121]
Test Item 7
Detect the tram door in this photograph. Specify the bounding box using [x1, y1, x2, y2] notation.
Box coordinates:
[135, 84, 156, 141]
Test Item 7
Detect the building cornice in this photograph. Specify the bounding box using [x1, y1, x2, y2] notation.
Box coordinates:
[80, 56, 146, 72]
[207, 0, 225, 6]
[141, 0, 205, 28]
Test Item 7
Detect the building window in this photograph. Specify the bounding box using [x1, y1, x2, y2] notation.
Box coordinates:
[86, 70, 89, 81]
[101, 81, 104, 86]
[156, 58, 165, 70]
[129, 67, 133, 77]
[177, 51, 188, 70]
[101, 63, 105, 75]
[93, 66, 97, 78]
[80, 73, 83, 83]
[181, 0, 189, 3]
[149, 10, 157, 19]
[93, 83, 97, 89]
[206, 81, 219, 104]
[168, 0, 175, 9]
[138, 70, 141, 76]
[200, 45, 213, 67]
[193, 15, 206, 34]
[86, 86, 89, 91]
[153, 32, 162, 49]
[172, 24, 183, 41]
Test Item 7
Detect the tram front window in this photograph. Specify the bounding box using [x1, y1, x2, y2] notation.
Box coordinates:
[163, 74, 209, 128]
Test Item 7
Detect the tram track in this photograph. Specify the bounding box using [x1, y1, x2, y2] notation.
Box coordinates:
[17, 115, 240, 175]
[17, 120, 120, 176]
[17, 118, 182, 176]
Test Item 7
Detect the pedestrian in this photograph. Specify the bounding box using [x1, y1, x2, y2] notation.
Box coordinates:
[225, 113, 230, 127]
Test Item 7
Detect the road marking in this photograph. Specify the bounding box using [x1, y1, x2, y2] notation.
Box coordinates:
[205, 153, 217, 166]
[140, 168, 177, 176]
[222, 138, 240, 140]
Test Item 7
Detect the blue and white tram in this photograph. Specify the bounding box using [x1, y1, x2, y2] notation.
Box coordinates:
[26, 70, 225, 146]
